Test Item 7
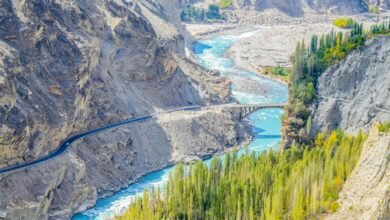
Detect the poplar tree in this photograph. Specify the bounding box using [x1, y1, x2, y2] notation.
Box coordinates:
[118, 130, 367, 220]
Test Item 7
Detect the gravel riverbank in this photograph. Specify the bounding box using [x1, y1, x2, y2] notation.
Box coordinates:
[185, 9, 379, 80]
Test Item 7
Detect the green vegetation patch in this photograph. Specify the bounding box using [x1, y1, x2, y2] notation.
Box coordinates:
[180, 4, 225, 23]
[369, 5, 379, 14]
[370, 21, 390, 36]
[333, 17, 357, 29]
[117, 130, 366, 220]
[377, 122, 390, 133]
[261, 65, 291, 83]
[218, 0, 232, 8]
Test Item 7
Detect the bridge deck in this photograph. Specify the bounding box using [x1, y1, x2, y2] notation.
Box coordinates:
[213, 103, 287, 108]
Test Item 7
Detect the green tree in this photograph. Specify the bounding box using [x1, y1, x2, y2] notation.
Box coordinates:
[118, 130, 366, 220]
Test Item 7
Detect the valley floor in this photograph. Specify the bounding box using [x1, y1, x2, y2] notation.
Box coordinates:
[185, 9, 381, 79]
[185, 9, 390, 219]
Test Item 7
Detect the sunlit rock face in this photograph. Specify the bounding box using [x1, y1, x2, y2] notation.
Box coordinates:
[191, 0, 368, 16]
[311, 37, 390, 134]
[366, 0, 390, 10]
[0, 0, 241, 219]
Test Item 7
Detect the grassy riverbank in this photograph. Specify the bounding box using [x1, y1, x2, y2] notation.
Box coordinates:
[260, 66, 291, 84]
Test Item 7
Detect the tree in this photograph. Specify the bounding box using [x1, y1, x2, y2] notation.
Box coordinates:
[207, 4, 221, 19]
[119, 130, 366, 220]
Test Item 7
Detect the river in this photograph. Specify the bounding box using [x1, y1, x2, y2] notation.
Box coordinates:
[73, 30, 288, 220]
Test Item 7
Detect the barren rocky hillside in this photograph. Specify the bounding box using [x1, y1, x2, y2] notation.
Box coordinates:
[191, 0, 372, 16]
[311, 36, 390, 135]
[0, 0, 246, 219]
[311, 36, 390, 219]
[325, 126, 390, 220]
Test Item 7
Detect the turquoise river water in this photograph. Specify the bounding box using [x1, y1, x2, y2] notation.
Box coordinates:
[73, 30, 288, 219]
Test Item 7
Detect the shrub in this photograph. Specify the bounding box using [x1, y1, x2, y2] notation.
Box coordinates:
[333, 18, 356, 29]
[377, 122, 390, 133]
[218, 0, 232, 8]
[207, 4, 222, 19]
[369, 5, 379, 14]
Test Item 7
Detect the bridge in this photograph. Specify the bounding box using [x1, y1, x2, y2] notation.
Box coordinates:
[211, 103, 287, 119]
[0, 103, 285, 174]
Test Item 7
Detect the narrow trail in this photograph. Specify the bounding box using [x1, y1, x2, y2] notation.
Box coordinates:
[318, 95, 390, 114]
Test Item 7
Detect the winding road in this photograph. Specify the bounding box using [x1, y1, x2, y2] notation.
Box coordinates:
[318, 95, 390, 114]
[0, 105, 201, 175]
[0, 103, 286, 175]
[3, 94, 387, 175]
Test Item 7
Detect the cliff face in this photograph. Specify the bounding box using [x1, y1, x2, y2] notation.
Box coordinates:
[311, 37, 390, 219]
[311, 37, 390, 135]
[157, 0, 194, 47]
[0, 0, 245, 219]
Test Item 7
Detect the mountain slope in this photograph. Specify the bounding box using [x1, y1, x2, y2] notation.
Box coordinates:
[311, 36, 390, 135]
[311, 36, 390, 219]
[0, 0, 245, 219]
[191, 0, 368, 16]
[325, 126, 390, 220]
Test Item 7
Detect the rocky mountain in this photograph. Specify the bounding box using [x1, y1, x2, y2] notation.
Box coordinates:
[192, 0, 372, 16]
[311, 36, 390, 135]
[311, 36, 390, 219]
[0, 0, 247, 219]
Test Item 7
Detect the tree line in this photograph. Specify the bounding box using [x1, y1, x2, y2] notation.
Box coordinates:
[370, 20, 390, 35]
[117, 130, 366, 219]
[180, 4, 225, 23]
[283, 21, 389, 145]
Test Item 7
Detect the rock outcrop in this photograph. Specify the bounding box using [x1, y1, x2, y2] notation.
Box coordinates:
[0, 0, 245, 219]
[366, 0, 390, 10]
[311, 36, 390, 135]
